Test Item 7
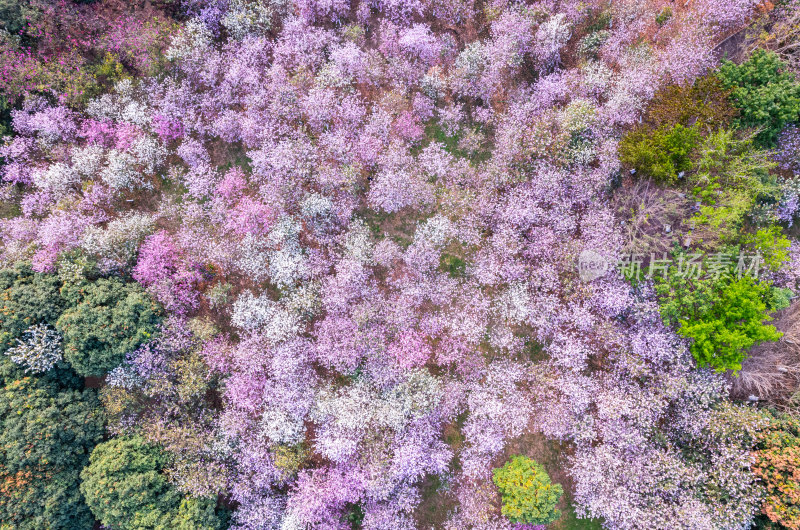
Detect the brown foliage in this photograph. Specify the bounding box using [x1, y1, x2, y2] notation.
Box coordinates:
[612, 178, 692, 255]
[733, 300, 800, 405]
[645, 75, 738, 133]
[753, 412, 800, 529]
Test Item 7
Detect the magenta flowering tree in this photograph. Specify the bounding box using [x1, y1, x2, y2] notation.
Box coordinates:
[133, 231, 202, 315]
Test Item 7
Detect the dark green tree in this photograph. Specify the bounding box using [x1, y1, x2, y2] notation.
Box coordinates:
[56, 278, 162, 376]
[0, 367, 104, 529]
[0, 263, 66, 353]
[0, 0, 42, 36]
[80, 436, 225, 530]
[717, 49, 800, 146]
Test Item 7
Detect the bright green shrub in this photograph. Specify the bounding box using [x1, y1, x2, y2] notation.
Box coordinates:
[742, 226, 791, 271]
[770, 287, 794, 311]
[56, 278, 162, 376]
[618, 123, 700, 183]
[172, 498, 229, 530]
[656, 270, 782, 372]
[80, 436, 224, 530]
[92, 52, 131, 87]
[688, 129, 779, 248]
[690, 190, 752, 248]
[693, 128, 775, 190]
[0, 372, 104, 529]
[492, 455, 563, 526]
[717, 49, 800, 146]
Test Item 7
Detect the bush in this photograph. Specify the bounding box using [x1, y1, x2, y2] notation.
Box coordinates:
[493, 455, 563, 526]
[655, 6, 672, 26]
[173, 498, 229, 530]
[0, 0, 41, 36]
[689, 191, 753, 248]
[741, 226, 791, 272]
[578, 30, 609, 59]
[618, 123, 700, 183]
[656, 271, 782, 372]
[693, 128, 775, 187]
[0, 95, 10, 137]
[56, 278, 162, 376]
[0, 373, 104, 529]
[717, 49, 800, 146]
[80, 436, 225, 530]
[688, 129, 778, 248]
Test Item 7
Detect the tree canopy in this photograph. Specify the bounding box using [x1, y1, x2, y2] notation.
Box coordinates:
[80, 435, 225, 530]
[0, 366, 104, 529]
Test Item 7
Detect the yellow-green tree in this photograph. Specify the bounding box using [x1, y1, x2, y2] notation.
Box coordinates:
[493, 455, 563, 526]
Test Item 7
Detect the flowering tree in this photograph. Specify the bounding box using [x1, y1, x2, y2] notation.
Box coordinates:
[0, 0, 786, 528]
[4, 323, 62, 373]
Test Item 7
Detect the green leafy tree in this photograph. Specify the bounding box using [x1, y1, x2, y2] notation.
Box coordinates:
[492, 455, 563, 526]
[717, 49, 800, 146]
[656, 270, 782, 372]
[80, 435, 224, 530]
[0, 96, 11, 138]
[0, 263, 66, 353]
[687, 129, 779, 250]
[0, 368, 104, 529]
[693, 128, 775, 190]
[56, 278, 162, 376]
[618, 123, 700, 183]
